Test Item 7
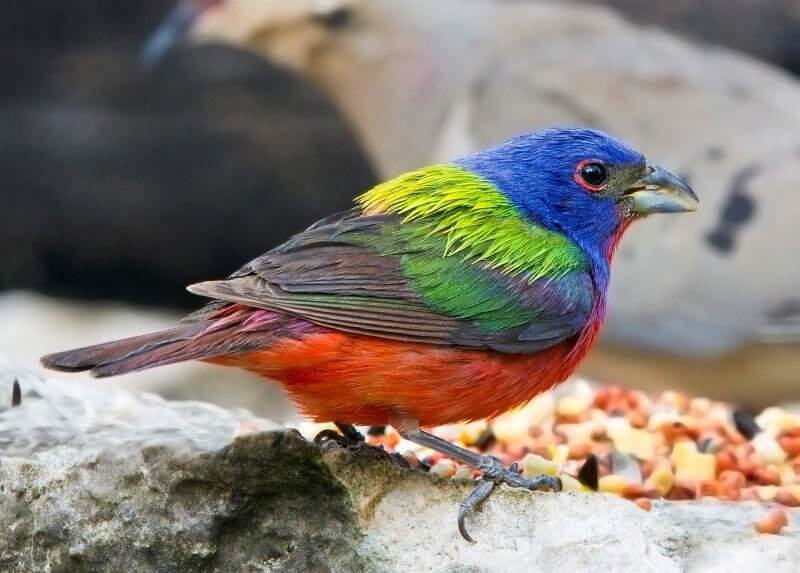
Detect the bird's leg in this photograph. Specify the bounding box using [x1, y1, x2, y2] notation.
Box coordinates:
[393, 419, 562, 543]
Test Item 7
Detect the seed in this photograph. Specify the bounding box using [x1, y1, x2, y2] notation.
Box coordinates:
[458, 420, 488, 447]
[660, 421, 693, 444]
[774, 489, 800, 507]
[752, 466, 781, 486]
[608, 418, 656, 460]
[627, 409, 648, 429]
[429, 459, 456, 478]
[557, 396, 590, 422]
[670, 479, 697, 500]
[719, 470, 746, 489]
[778, 436, 800, 458]
[752, 433, 788, 465]
[521, 453, 560, 478]
[560, 474, 586, 492]
[11, 379, 21, 407]
[453, 466, 475, 481]
[671, 441, 716, 482]
[621, 483, 657, 499]
[568, 443, 592, 459]
[716, 450, 737, 473]
[577, 454, 599, 491]
[645, 458, 675, 497]
[599, 474, 630, 495]
[754, 509, 788, 535]
[733, 410, 761, 440]
[755, 486, 779, 501]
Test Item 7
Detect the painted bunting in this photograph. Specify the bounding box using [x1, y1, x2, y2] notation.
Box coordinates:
[43, 127, 698, 541]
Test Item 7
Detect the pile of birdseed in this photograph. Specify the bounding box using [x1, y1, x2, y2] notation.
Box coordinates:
[303, 381, 799, 534]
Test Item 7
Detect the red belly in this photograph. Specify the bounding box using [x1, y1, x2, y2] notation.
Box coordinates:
[207, 330, 588, 426]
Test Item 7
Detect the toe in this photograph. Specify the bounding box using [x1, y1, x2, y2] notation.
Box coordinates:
[458, 479, 496, 543]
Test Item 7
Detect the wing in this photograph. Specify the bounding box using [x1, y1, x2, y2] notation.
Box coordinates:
[187, 209, 596, 354]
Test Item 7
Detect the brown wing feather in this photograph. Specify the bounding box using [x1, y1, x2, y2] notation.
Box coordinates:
[185, 210, 594, 353]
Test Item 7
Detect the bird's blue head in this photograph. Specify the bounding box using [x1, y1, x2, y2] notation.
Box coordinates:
[456, 127, 698, 265]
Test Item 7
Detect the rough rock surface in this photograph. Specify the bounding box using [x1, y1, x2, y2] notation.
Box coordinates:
[1, 367, 798, 572]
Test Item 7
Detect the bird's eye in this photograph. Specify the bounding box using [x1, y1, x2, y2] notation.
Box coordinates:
[575, 160, 608, 192]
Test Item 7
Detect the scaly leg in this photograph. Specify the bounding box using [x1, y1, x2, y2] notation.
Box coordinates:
[393, 419, 562, 543]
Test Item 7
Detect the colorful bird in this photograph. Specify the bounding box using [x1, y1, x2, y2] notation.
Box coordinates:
[42, 127, 698, 541]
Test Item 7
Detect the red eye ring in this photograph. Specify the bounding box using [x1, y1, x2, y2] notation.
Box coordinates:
[575, 159, 608, 193]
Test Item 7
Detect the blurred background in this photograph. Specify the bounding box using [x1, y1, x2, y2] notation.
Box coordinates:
[1, 0, 798, 419]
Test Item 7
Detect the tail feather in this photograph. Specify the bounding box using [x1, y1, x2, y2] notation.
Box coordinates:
[41, 306, 309, 378]
[41, 322, 212, 377]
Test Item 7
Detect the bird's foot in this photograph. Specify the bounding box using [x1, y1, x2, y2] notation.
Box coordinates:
[313, 423, 409, 469]
[313, 422, 365, 447]
[458, 457, 562, 543]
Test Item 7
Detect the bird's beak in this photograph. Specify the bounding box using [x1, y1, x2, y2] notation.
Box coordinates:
[140, 1, 207, 69]
[625, 163, 699, 214]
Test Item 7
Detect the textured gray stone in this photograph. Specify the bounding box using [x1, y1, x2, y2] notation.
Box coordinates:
[1, 367, 798, 572]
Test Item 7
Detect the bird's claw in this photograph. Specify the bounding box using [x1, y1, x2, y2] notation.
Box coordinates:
[314, 422, 365, 447]
[313, 428, 355, 447]
[458, 457, 562, 543]
[458, 479, 496, 543]
[313, 424, 410, 468]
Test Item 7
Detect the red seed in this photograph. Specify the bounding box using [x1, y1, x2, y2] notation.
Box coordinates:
[633, 498, 653, 511]
[719, 470, 746, 489]
[568, 443, 592, 460]
[628, 409, 648, 429]
[752, 467, 781, 486]
[622, 484, 658, 500]
[670, 479, 697, 500]
[775, 490, 800, 507]
[626, 391, 643, 410]
[661, 422, 693, 444]
[530, 446, 553, 460]
[778, 436, 800, 458]
[754, 509, 789, 535]
[698, 480, 725, 498]
[716, 451, 737, 473]
[593, 387, 611, 410]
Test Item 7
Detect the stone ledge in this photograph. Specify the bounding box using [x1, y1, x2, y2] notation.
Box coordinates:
[0, 367, 797, 572]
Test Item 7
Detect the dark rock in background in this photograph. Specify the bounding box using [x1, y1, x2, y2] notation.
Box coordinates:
[0, 0, 376, 308]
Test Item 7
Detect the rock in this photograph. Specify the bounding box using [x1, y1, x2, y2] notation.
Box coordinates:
[0, 0, 375, 308]
[1, 367, 798, 572]
[583, 0, 800, 75]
